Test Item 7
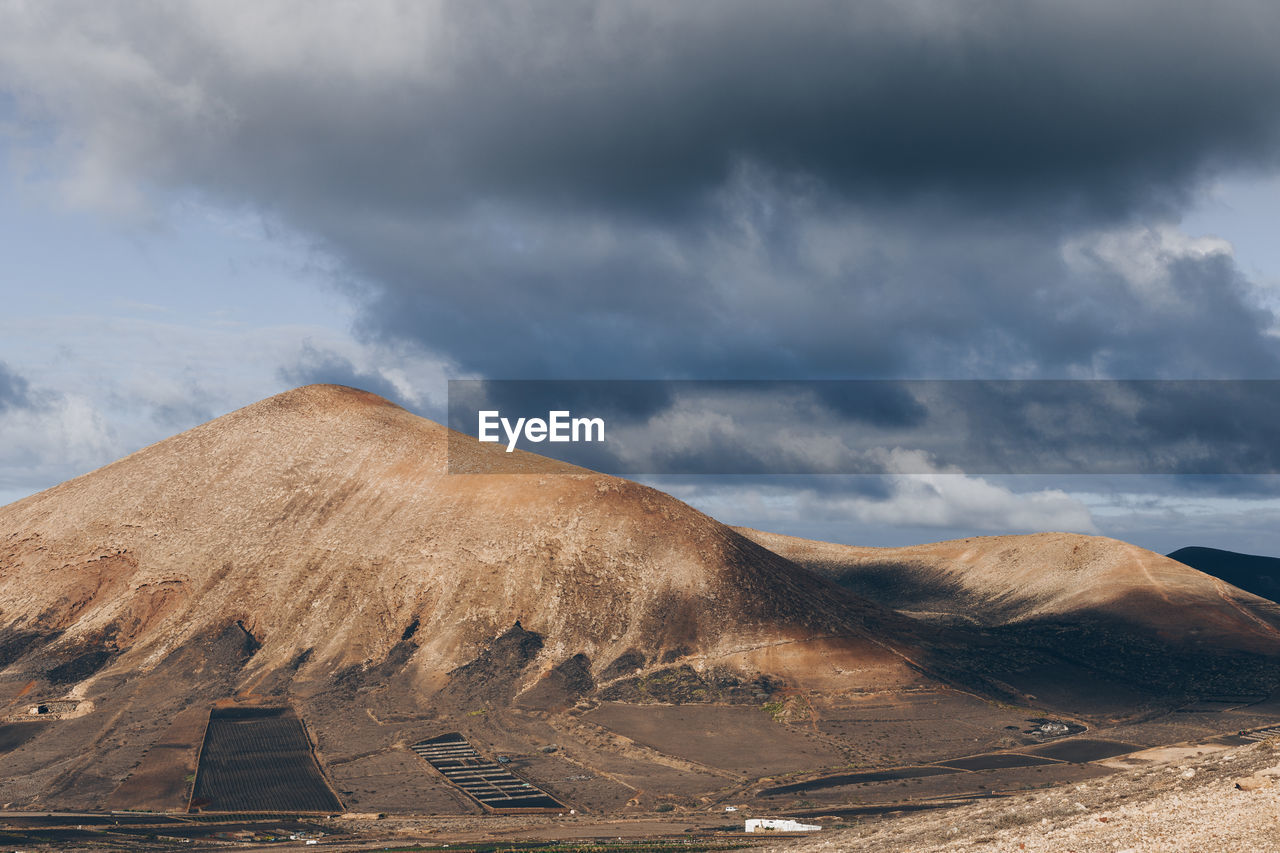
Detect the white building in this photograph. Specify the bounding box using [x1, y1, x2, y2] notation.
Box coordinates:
[745, 818, 822, 833]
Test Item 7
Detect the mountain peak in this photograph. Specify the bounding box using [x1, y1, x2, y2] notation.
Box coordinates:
[260, 382, 403, 411]
[0, 385, 917, 709]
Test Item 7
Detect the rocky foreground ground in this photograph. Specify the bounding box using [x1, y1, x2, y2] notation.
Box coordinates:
[767, 739, 1280, 852]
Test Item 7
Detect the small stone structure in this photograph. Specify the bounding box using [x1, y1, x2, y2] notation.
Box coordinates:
[4, 699, 91, 722]
[29, 700, 79, 716]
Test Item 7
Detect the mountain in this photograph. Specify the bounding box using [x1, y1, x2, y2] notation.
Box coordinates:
[736, 528, 1280, 714]
[0, 385, 931, 810]
[737, 529, 1280, 652]
[4, 385, 1280, 817]
[1168, 546, 1280, 604]
[0, 385, 922, 695]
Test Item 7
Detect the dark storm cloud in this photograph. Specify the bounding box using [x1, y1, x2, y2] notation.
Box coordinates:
[351, 205, 1278, 379]
[421, 2, 1280, 217]
[0, 362, 33, 414]
[448, 380, 675, 431]
[446, 380, 1280, 476]
[932, 381, 1280, 475]
[5, 1, 1280, 382]
[1067, 475, 1280, 500]
[98, 1, 1280, 218]
[810, 382, 926, 428]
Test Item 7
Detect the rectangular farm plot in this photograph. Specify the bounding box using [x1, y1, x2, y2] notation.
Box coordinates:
[935, 752, 1063, 771]
[189, 706, 342, 813]
[411, 733, 565, 812]
[1025, 738, 1141, 763]
[760, 765, 962, 796]
[585, 702, 840, 774]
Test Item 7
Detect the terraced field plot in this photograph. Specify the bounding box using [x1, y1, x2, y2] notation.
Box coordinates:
[1240, 725, 1280, 742]
[1026, 738, 1140, 762]
[412, 733, 565, 812]
[938, 752, 1061, 771]
[190, 706, 342, 813]
[760, 765, 961, 796]
[585, 702, 837, 774]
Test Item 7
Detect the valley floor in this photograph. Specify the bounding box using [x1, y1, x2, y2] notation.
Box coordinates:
[764, 736, 1280, 853]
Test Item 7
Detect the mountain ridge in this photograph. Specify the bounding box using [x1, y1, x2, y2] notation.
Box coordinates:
[735, 527, 1280, 654]
[0, 384, 926, 704]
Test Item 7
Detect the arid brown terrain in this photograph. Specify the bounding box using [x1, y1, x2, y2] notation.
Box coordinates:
[3, 385, 1280, 850]
[738, 528, 1280, 647]
[760, 735, 1280, 853]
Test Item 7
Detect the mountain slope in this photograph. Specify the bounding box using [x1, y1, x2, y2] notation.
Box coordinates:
[736, 529, 1280, 654]
[0, 386, 951, 809]
[0, 385, 922, 703]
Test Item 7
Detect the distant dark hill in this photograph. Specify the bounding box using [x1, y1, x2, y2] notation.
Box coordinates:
[1168, 547, 1280, 604]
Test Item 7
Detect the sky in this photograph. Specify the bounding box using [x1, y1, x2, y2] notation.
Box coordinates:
[3, 1, 1280, 555]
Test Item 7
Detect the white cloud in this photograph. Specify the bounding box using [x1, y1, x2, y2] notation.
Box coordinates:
[1061, 224, 1234, 307]
[839, 449, 1098, 533]
[845, 473, 1097, 533]
[0, 390, 117, 500]
[0, 312, 454, 506]
[660, 453, 1098, 541]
